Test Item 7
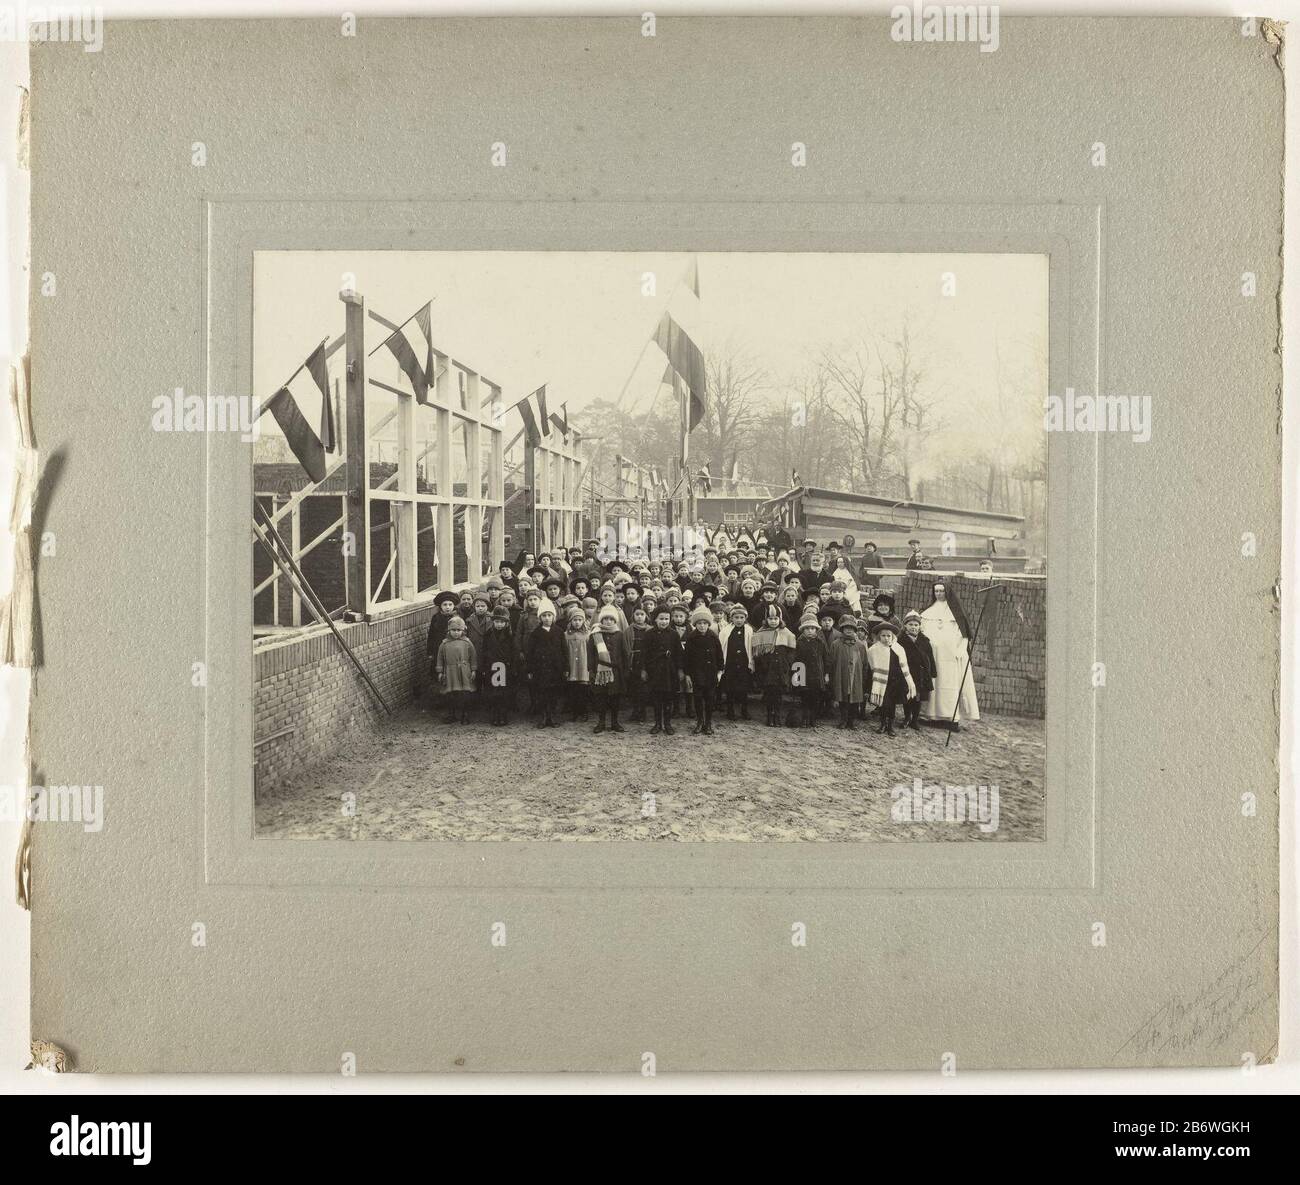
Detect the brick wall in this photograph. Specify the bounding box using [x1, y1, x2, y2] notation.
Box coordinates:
[253, 603, 435, 795]
[865, 572, 1046, 719]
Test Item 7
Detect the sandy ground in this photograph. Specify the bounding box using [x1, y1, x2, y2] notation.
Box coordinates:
[256, 699, 1045, 842]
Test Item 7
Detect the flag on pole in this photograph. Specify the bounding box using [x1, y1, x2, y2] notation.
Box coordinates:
[652, 257, 707, 432]
[549, 412, 569, 440]
[791, 467, 802, 488]
[265, 340, 334, 483]
[728, 458, 740, 483]
[379, 302, 434, 404]
[698, 462, 713, 494]
[650, 465, 662, 489]
[513, 385, 550, 446]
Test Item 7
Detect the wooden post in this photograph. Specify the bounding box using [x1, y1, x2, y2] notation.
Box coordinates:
[523, 440, 536, 555]
[341, 291, 367, 616]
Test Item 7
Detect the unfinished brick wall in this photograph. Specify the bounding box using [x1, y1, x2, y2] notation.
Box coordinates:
[866, 572, 1046, 719]
[253, 603, 435, 795]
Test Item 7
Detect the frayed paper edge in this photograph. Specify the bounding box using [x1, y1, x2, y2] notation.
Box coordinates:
[2, 357, 36, 668]
[16, 86, 27, 171]
[6, 358, 36, 909]
[27, 1040, 72, 1073]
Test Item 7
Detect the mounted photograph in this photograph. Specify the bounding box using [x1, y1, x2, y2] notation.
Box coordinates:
[249, 250, 1048, 843]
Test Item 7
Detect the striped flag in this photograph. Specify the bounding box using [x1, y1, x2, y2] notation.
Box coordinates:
[513, 385, 550, 446]
[650, 465, 662, 489]
[379, 302, 434, 404]
[791, 467, 802, 488]
[653, 258, 707, 432]
[265, 340, 334, 483]
[698, 462, 712, 493]
[728, 457, 740, 482]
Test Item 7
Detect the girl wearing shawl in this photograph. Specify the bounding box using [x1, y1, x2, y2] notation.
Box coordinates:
[919, 580, 980, 729]
[752, 603, 796, 727]
[587, 606, 630, 733]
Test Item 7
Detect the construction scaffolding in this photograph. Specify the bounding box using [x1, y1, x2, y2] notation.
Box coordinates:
[253, 290, 508, 636]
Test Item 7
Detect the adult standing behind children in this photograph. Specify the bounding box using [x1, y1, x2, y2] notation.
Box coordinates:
[919, 580, 980, 729]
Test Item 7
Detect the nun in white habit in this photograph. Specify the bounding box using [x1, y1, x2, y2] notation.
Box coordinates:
[919, 579, 980, 728]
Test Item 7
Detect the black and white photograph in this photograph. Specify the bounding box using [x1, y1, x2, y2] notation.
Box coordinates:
[250, 250, 1047, 842]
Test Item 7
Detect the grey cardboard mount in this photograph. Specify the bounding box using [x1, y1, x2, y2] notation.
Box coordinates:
[29, 18, 1281, 1072]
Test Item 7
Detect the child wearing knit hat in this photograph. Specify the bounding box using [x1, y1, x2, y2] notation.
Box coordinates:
[563, 606, 592, 722]
[587, 606, 630, 733]
[793, 609, 829, 729]
[719, 601, 754, 720]
[683, 604, 724, 735]
[828, 615, 866, 729]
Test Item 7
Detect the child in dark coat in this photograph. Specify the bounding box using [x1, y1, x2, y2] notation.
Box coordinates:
[524, 604, 566, 728]
[587, 606, 631, 733]
[752, 603, 796, 727]
[627, 607, 650, 722]
[828, 616, 866, 729]
[867, 620, 917, 737]
[897, 610, 935, 731]
[683, 605, 723, 735]
[719, 603, 754, 720]
[641, 607, 683, 736]
[793, 609, 828, 728]
[480, 606, 519, 726]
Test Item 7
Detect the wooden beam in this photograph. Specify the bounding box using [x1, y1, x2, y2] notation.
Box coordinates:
[342, 290, 368, 616]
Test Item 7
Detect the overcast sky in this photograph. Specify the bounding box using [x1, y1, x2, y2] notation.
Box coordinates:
[253, 250, 1047, 441]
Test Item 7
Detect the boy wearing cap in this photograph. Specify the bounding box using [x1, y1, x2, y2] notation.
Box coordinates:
[829, 616, 866, 729]
[683, 605, 724, 735]
[867, 620, 917, 737]
[481, 606, 519, 726]
[588, 606, 630, 733]
[897, 611, 935, 731]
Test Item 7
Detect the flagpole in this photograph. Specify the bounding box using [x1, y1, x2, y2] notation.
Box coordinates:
[251, 336, 330, 424]
[944, 584, 1003, 748]
[365, 300, 430, 358]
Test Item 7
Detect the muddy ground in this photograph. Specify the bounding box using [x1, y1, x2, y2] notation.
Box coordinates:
[256, 699, 1045, 842]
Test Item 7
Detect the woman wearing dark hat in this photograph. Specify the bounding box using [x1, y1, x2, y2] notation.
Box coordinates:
[867, 592, 902, 634]
[424, 590, 461, 703]
[919, 579, 980, 729]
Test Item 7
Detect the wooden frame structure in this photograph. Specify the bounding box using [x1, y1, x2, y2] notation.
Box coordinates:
[508, 425, 585, 555]
[253, 290, 507, 636]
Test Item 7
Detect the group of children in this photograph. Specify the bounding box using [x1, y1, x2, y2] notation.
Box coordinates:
[425, 547, 947, 739]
